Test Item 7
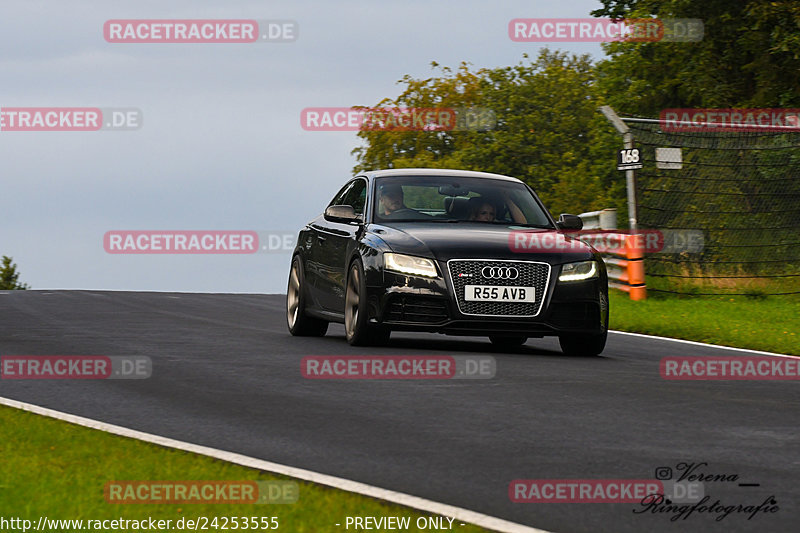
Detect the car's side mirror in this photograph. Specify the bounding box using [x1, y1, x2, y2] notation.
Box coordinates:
[556, 214, 583, 231]
[324, 205, 361, 224]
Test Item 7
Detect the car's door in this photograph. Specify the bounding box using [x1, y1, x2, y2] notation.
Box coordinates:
[305, 181, 353, 309]
[312, 178, 367, 312]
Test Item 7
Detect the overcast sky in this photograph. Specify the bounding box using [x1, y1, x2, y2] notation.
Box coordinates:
[1, 0, 607, 293]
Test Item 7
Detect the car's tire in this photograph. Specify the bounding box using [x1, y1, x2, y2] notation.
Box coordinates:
[559, 331, 607, 356]
[286, 255, 328, 337]
[345, 258, 390, 346]
[488, 335, 527, 348]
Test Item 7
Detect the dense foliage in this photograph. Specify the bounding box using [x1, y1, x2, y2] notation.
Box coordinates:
[353, 1, 800, 218]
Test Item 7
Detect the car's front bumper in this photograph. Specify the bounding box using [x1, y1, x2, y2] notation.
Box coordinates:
[365, 262, 608, 337]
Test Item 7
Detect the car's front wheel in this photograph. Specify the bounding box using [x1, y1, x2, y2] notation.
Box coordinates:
[287, 255, 328, 337]
[559, 331, 607, 356]
[345, 258, 390, 346]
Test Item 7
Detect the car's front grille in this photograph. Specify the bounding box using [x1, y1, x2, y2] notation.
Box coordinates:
[447, 259, 550, 317]
[385, 295, 448, 323]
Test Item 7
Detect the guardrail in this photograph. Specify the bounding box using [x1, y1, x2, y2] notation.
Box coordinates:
[577, 208, 618, 231]
[576, 208, 646, 300]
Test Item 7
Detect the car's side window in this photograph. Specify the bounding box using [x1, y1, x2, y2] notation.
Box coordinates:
[342, 179, 367, 215]
[329, 182, 354, 207]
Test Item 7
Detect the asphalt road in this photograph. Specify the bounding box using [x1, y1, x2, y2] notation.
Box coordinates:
[1, 290, 799, 533]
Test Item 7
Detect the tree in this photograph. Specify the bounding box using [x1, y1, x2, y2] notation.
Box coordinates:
[352, 50, 622, 217]
[592, 0, 800, 114]
[349, 1, 800, 228]
[0, 256, 30, 290]
[351, 61, 485, 172]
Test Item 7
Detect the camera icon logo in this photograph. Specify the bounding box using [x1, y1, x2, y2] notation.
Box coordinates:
[655, 467, 673, 480]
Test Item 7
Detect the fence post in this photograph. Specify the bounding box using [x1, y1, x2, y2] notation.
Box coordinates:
[600, 105, 639, 232]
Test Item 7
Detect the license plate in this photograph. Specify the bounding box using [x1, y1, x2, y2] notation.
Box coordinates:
[464, 285, 535, 302]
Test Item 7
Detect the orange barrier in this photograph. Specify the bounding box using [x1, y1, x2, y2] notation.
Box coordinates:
[579, 233, 647, 300]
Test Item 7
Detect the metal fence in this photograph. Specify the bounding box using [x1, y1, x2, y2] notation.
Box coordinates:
[600, 106, 800, 296]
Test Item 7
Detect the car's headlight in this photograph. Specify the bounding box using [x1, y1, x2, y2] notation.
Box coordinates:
[559, 260, 599, 282]
[384, 253, 439, 278]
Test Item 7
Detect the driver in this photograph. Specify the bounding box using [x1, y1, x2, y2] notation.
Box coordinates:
[378, 184, 409, 216]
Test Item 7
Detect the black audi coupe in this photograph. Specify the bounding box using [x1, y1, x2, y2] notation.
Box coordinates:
[286, 169, 609, 355]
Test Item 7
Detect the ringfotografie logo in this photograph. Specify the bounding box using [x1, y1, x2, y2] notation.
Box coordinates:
[509, 460, 778, 523]
[635, 462, 778, 522]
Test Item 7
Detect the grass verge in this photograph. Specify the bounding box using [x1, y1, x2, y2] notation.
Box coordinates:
[608, 291, 800, 355]
[0, 405, 492, 533]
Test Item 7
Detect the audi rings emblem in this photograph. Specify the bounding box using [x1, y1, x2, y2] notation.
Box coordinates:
[481, 266, 519, 280]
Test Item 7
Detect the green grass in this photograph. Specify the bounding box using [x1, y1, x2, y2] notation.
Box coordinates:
[609, 291, 800, 355]
[0, 406, 491, 533]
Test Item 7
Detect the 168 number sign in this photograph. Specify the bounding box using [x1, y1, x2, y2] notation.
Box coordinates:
[617, 147, 643, 170]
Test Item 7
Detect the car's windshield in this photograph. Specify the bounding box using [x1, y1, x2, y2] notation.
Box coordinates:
[373, 175, 553, 227]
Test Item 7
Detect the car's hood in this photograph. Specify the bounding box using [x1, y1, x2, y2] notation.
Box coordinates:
[369, 222, 596, 263]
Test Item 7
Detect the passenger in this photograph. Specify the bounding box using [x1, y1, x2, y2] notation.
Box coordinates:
[468, 192, 526, 223]
[469, 199, 497, 221]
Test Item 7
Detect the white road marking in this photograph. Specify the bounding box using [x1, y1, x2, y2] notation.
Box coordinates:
[0, 397, 550, 533]
[609, 330, 800, 359]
